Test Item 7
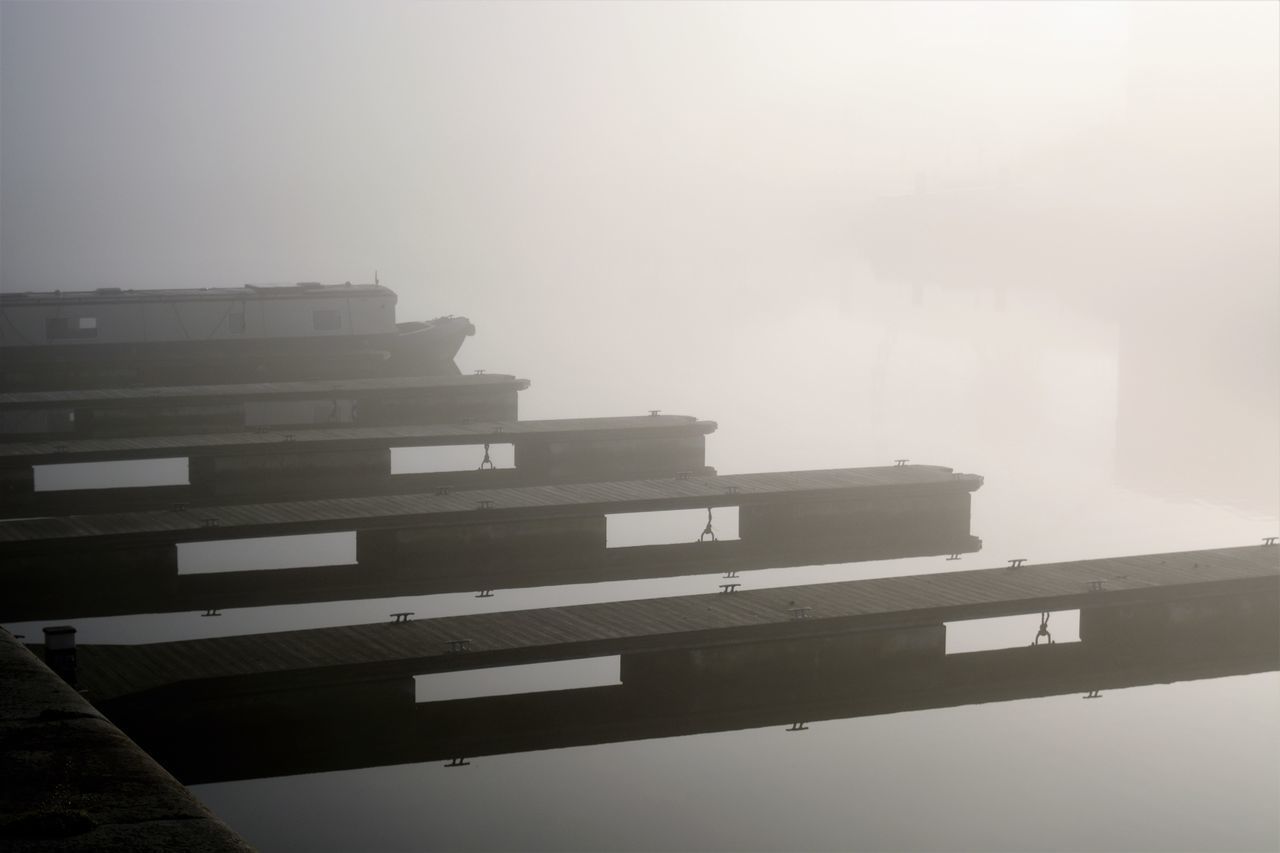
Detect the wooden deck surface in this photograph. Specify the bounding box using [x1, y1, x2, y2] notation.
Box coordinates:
[0, 373, 528, 408]
[70, 545, 1279, 703]
[0, 465, 981, 548]
[0, 416, 716, 464]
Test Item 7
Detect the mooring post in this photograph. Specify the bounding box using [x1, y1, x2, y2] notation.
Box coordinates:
[41, 625, 77, 687]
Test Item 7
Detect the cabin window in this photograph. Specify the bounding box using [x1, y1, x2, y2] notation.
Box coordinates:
[228, 312, 245, 334]
[313, 309, 341, 331]
[46, 317, 98, 339]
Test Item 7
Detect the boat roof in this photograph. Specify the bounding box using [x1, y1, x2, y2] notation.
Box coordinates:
[0, 282, 395, 305]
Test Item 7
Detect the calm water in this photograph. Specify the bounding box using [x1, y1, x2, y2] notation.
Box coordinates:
[10, 286, 1279, 852]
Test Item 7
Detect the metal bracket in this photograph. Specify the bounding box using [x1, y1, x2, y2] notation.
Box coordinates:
[894, 459, 909, 467]
[946, 553, 961, 561]
[786, 723, 809, 732]
[475, 590, 494, 599]
[698, 507, 717, 542]
[1087, 580, 1106, 592]
[1083, 690, 1103, 699]
[201, 609, 221, 618]
[445, 758, 471, 767]
[788, 607, 812, 620]
[391, 612, 414, 623]
[723, 570, 739, 579]
[1007, 558, 1027, 568]
[1265, 537, 1278, 546]
[1031, 611, 1053, 645]
[478, 443, 496, 471]
[476, 499, 494, 510]
[719, 583, 740, 594]
[445, 639, 472, 653]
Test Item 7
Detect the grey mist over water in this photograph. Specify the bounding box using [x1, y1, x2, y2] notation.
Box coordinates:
[2, 2, 1278, 852]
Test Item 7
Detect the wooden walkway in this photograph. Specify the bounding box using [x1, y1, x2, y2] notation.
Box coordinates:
[0, 465, 980, 550]
[0, 373, 529, 409]
[0, 415, 716, 465]
[71, 544, 1279, 704]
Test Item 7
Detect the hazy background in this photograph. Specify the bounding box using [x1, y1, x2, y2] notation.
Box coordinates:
[3, 0, 1276, 516]
[2, 4, 1278, 851]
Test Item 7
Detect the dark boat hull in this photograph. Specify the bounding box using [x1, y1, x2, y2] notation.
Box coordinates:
[0, 316, 475, 391]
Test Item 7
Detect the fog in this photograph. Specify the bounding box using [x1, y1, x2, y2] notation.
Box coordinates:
[1, 6, 1278, 849]
[4, 3, 1275, 514]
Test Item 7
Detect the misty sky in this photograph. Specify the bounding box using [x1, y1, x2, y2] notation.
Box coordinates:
[2, 3, 1277, 510]
[4, 1, 1274, 316]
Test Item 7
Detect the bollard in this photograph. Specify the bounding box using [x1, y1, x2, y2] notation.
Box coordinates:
[42, 625, 77, 687]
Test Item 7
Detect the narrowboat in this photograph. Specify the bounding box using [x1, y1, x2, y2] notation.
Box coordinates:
[0, 282, 474, 390]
